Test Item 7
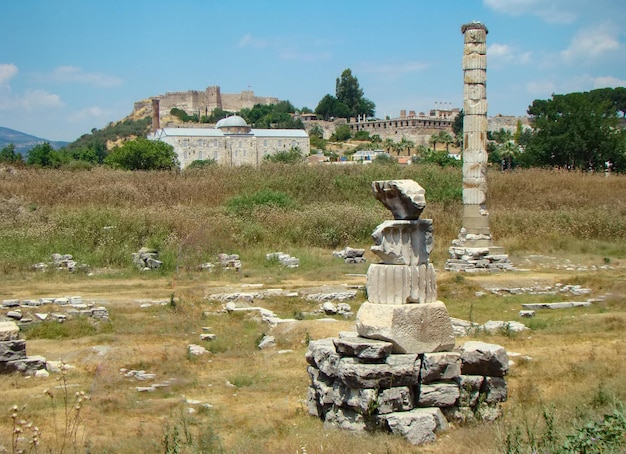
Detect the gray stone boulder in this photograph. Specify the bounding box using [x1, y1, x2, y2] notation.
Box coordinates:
[380, 407, 448, 445]
[457, 341, 509, 377]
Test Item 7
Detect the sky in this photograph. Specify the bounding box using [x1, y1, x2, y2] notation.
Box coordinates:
[1, 0, 625, 142]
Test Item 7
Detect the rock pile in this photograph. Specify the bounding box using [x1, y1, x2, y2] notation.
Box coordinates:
[306, 337, 508, 443]
[31, 253, 89, 273]
[0, 321, 47, 375]
[305, 179, 509, 446]
[132, 247, 162, 270]
[200, 253, 242, 272]
[2, 296, 109, 324]
[333, 247, 366, 264]
[266, 252, 300, 268]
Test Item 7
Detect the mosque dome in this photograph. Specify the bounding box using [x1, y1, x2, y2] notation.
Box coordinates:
[216, 115, 248, 129]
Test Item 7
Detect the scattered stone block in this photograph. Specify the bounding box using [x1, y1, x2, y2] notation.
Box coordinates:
[2, 299, 19, 308]
[257, 335, 275, 350]
[521, 301, 591, 310]
[188, 344, 209, 356]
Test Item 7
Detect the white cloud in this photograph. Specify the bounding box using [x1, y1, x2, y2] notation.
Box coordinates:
[67, 106, 110, 122]
[593, 75, 626, 88]
[0, 63, 18, 85]
[46, 66, 123, 87]
[488, 43, 532, 68]
[21, 89, 63, 111]
[561, 23, 620, 61]
[483, 0, 579, 23]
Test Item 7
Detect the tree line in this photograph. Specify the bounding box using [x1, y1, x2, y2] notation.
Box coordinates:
[1, 73, 623, 172]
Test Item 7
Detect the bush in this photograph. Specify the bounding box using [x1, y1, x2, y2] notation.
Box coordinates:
[225, 189, 294, 217]
[264, 147, 304, 164]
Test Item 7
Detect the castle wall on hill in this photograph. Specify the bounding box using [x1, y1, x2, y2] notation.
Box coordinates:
[133, 86, 280, 119]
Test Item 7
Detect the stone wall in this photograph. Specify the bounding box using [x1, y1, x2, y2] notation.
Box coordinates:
[133, 86, 280, 119]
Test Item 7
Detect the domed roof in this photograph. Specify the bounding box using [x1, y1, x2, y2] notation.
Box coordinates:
[216, 115, 248, 129]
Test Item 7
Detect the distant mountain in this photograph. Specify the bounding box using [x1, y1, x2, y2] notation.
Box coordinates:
[0, 127, 69, 156]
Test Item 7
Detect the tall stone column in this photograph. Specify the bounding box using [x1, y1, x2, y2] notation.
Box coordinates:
[461, 22, 491, 247]
[446, 22, 512, 272]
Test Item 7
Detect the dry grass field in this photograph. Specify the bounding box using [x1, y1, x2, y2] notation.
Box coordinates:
[0, 164, 625, 453]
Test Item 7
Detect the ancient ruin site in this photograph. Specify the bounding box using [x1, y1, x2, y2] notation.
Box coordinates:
[1, 21, 625, 454]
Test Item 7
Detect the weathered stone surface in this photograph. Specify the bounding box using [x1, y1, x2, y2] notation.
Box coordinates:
[442, 406, 477, 425]
[257, 335, 275, 350]
[457, 341, 509, 377]
[482, 376, 508, 403]
[377, 386, 414, 414]
[0, 321, 20, 341]
[481, 320, 528, 334]
[356, 302, 455, 354]
[2, 299, 20, 307]
[371, 180, 426, 220]
[522, 301, 591, 310]
[333, 336, 393, 361]
[337, 355, 420, 388]
[381, 407, 448, 445]
[10, 355, 47, 375]
[420, 352, 462, 383]
[306, 338, 342, 377]
[418, 382, 460, 407]
[187, 344, 208, 356]
[0, 339, 27, 362]
[331, 383, 378, 413]
[324, 406, 367, 432]
[371, 220, 433, 266]
[366, 263, 437, 304]
[456, 375, 484, 407]
[308, 366, 335, 405]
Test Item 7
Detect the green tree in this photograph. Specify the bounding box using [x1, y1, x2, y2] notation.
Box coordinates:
[436, 131, 454, 152]
[104, 138, 179, 170]
[315, 94, 350, 120]
[452, 109, 464, 142]
[525, 92, 626, 171]
[335, 69, 375, 118]
[27, 142, 67, 168]
[0, 144, 23, 164]
[330, 124, 352, 141]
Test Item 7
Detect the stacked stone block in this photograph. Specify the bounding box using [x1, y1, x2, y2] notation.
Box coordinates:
[306, 336, 508, 445]
[0, 321, 46, 375]
[305, 179, 509, 445]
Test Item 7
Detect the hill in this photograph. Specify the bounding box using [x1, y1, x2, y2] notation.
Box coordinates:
[0, 126, 69, 155]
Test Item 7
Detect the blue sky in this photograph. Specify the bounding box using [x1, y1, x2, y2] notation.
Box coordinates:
[1, 0, 625, 142]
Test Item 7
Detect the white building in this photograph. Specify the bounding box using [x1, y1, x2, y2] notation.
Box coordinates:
[148, 115, 310, 168]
